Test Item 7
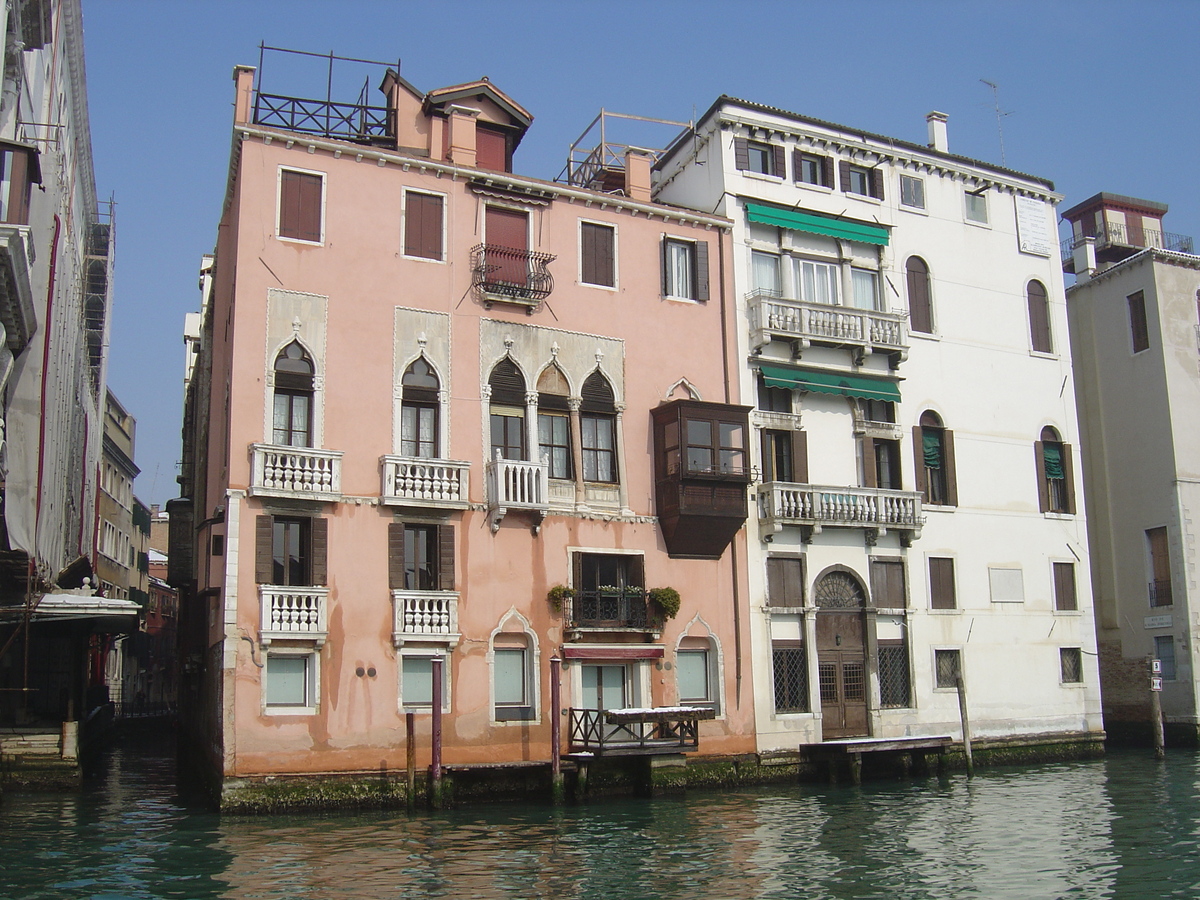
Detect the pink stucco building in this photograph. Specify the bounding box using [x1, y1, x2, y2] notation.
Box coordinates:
[173, 54, 757, 807]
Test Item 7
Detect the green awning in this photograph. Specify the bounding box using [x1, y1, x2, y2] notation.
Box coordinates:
[746, 202, 890, 246]
[760, 365, 901, 403]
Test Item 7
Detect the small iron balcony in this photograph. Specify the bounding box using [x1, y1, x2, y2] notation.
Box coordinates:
[470, 243, 556, 308]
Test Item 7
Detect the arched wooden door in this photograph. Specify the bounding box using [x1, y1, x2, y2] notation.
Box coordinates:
[815, 571, 869, 739]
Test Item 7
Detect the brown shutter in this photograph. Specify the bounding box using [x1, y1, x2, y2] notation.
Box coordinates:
[870, 168, 884, 200]
[598, 225, 614, 287]
[767, 557, 803, 606]
[772, 144, 786, 178]
[862, 437, 878, 488]
[476, 126, 508, 172]
[792, 148, 803, 182]
[912, 426, 927, 500]
[580, 221, 597, 285]
[734, 137, 749, 171]
[1034, 441, 1048, 512]
[406, 193, 443, 260]
[907, 257, 932, 334]
[792, 430, 808, 484]
[1028, 282, 1051, 352]
[438, 524, 455, 591]
[821, 156, 834, 188]
[943, 429, 958, 507]
[310, 517, 328, 585]
[890, 561, 906, 608]
[871, 560, 904, 607]
[838, 160, 851, 192]
[572, 551, 583, 591]
[930, 557, 955, 609]
[767, 557, 785, 606]
[297, 172, 322, 242]
[388, 522, 405, 590]
[660, 236, 669, 296]
[1054, 562, 1077, 611]
[760, 430, 774, 481]
[255, 515, 273, 583]
[694, 240, 710, 301]
[1061, 443, 1076, 515]
[628, 554, 645, 590]
[485, 206, 528, 251]
[869, 560, 886, 607]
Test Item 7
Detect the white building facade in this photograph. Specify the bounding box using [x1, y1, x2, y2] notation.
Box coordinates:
[656, 97, 1103, 752]
[1063, 195, 1200, 740]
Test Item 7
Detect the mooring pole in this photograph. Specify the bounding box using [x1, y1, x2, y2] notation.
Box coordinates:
[405, 711, 416, 811]
[429, 656, 444, 808]
[550, 655, 563, 803]
[1150, 656, 1166, 761]
[956, 674, 974, 778]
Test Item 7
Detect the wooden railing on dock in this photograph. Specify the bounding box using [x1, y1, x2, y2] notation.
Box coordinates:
[567, 706, 715, 757]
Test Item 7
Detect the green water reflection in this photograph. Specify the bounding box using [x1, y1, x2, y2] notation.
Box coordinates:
[2, 732, 1198, 899]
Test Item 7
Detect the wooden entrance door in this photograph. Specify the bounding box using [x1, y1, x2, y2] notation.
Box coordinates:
[581, 664, 627, 739]
[814, 571, 869, 740]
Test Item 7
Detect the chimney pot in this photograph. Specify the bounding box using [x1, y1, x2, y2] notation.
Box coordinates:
[926, 111, 949, 153]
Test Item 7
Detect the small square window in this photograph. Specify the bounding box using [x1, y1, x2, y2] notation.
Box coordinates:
[900, 175, 925, 209]
[266, 653, 315, 709]
[746, 141, 776, 176]
[935, 649, 961, 689]
[580, 221, 616, 288]
[677, 648, 712, 706]
[797, 153, 831, 188]
[965, 191, 989, 224]
[1060, 647, 1082, 684]
[402, 655, 448, 709]
[663, 238, 709, 301]
[278, 169, 323, 243]
[494, 646, 534, 721]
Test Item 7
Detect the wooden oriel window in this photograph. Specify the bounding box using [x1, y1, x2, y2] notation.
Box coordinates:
[388, 521, 455, 592]
[404, 192, 444, 260]
[929, 557, 956, 610]
[1028, 280, 1052, 353]
[906, 256, 933, 334]
[580, 221, 615, 287]
[278, 169, 323, 242]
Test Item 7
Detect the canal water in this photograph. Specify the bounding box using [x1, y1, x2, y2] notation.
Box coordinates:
[2, 731, 1198, 899]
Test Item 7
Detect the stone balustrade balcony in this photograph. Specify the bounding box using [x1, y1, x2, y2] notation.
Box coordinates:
[380, 456, 470, 510]
[259, 585, 328, 647]
[758, 481, 923, 540]
[485, 455, 548, 532]
[748, 291, 908, 366]
[250, 443, 342, 501]
[391, 589, 460, 648]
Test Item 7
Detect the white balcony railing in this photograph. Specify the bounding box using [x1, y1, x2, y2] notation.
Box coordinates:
[250, 443, 343, 500]
[380, 456, 470, 509]
[259, 585, 329, 646]
[485, 455, 549, 532]
[391, 589, 460, 647]
[758, 482, 923, 533]
[748, 293, 908, 354]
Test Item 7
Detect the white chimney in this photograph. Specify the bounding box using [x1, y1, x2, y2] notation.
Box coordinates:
[1072, 235, 1097, 283]
[926, 111, 949, 153]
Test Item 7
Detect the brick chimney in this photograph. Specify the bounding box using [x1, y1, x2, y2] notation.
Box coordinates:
[446, 105, 480, 168]
[624, 147, 653, 202]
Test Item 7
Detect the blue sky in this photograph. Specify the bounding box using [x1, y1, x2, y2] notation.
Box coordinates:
[81, 0, 1200, 508]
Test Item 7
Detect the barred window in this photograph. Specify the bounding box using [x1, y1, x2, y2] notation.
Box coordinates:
[772, 643, 808, 713]
[935, 648, 961, 689]
[878, 641, 911, 708]
[1060, 648, 1082, 684]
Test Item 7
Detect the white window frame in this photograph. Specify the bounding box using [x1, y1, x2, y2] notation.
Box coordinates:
[899, 174, 925, 211]
[795, 258, 840, 305]
[933, 647, 962, 690]
[399, 648, 452, 713]
[578, 218, 618, 291]
[401, 188, 447, 263]
[751, 250, 782, 297]
[964, 190, 989, 225]
[264, 648, 319, 715]
[1059, 647, 1084, 685]
[275, 165, 326, 246]
[796, 152, 830, 190]
[846, 164, 871, 197]
[663, 236, 697, 301]
[851, 268, 880, 311]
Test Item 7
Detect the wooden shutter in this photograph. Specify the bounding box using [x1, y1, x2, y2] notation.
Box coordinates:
[660, 236, 669, 297]
[767, 557, 803, 606]
[907, 258, 932, 334]
[870, 560, 905, 608]
[405, 193, 443, 260]
[792, 430, 808, 484]
[388, 522, 405, 590]
[279, 170, 322, 242]
[1053, 562, 1077, 611]
[694, 240, 710, 301]
[476, 126, 508, 172]
[255, 515, 273, 583]
[1034, 441, 1049, 512]
[572, 552, 584, 592]
[912, 426, 927, 500]
[627, 554, 645, 589]
[861, 437, 877, 488]
[437, 524, 455, 591]
[870, 168, 884, 200]
[821, 156, 834, 188]
[838, 160, 851, 192]
[943, 429, 958, 507]
[485, 206, 528, 251]
[1028, 282, 1051, 352]
[772, 144, 786, 178]
[929, 557, 955, 609]
[792, 148, 804, 182]
[310, 517, 328, 585]
[581, 222, 614, 287]
[734, 137, 750, 171]
[1061, 443, 1076, 515]
[1126, 213, 1144, 246]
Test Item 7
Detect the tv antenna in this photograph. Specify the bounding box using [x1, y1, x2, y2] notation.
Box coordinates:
[980, 79, 1012, 165]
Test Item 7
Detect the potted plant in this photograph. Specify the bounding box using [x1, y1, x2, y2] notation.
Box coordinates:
[546, 584, 574, 613]
[647, 587, 681, 624]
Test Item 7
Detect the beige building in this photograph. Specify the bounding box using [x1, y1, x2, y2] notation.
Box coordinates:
[1063, 193, 1200, 741]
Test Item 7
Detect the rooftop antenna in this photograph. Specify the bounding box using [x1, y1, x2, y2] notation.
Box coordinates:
[980, 79, 1012, 166]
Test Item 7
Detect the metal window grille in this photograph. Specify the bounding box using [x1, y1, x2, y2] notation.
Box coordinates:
[772, 645, 808, 713]
[878, 643, 911, 708]
[842, 661, 865, 702]
[935, 649, 961, 689]
[1060, 648, 1082, 684]
[818, 662, 837, 703]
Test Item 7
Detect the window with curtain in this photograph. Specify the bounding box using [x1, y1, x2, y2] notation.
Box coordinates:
[581, 370, 618, 483]
[919, 411, 949, 505]
[489, 358, 527, 461]
[272, 341, 314, 447]
[1037, 426, 1074, 514]
[752, 251, 781, 297]
[400, 357, 439, 458]
[796, 259, 839, 305]
[537, 365, 572, 479]
[852, 269, 878, 310]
